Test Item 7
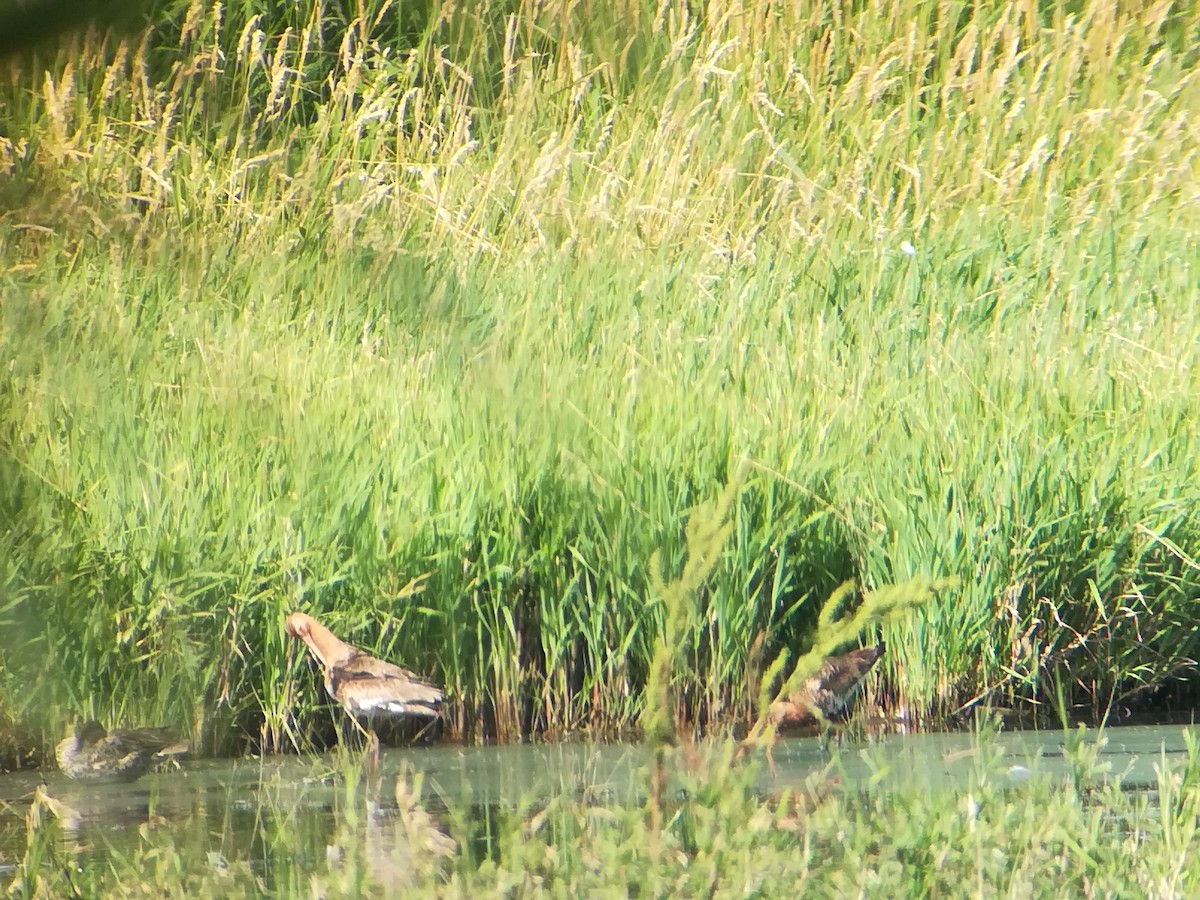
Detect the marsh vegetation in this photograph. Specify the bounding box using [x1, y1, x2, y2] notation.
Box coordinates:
[1, 0, 1198, 777]
[2, 0, 1200, 891]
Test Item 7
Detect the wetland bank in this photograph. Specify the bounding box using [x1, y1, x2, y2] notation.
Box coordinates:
[2, 0, 1200, 892]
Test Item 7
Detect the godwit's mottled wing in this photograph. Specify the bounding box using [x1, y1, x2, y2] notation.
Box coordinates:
[331, 651, 444, 718]
[815, 644, 885, 698]
[771, 643, 886, 725]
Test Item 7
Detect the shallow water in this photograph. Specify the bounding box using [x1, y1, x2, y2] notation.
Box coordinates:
[1, 722, 1195, 886]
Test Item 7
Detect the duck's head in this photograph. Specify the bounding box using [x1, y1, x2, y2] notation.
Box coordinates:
[71, 720, 108, 748]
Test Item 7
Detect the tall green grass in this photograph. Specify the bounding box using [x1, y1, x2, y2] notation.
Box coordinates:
[1, 0, 1199, 757]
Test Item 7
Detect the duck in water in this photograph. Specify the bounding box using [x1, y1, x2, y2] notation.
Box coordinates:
[284, 612, 444, 764]
[769, 642, 886, 727]
[56, 720, 189, 781]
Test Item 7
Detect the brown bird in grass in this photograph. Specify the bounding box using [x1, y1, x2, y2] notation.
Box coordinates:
[769, 642, 886, 727]
[56, 720, 189, 782]
[737, 642, 886, 775]
[284, 612, 444, 763]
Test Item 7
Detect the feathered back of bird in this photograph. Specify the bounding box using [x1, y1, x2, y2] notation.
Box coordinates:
[770, 642, 885, 725]
[332, 651, 444, 718]
[814, 643, 885, 696]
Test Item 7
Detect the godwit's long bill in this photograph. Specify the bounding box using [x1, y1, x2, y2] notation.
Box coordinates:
[284, 612, 443, 760]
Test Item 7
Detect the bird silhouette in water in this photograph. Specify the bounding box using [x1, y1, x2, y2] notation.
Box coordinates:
[769, 642, 886, 727]
[56, 720, 189, 782]
[284, 612, 444, 767]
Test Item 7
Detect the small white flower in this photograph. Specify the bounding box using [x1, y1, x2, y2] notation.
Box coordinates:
[900, 240, 917, 257]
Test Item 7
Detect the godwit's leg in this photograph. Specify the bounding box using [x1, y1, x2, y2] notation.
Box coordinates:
[366, 729, 380, 775]
[413, 716, 439, 743]
[343, 711, 373, 744]
[344, 711, 382, 779]
[340, 715, 380, 791]
[819, 727, 839, 757]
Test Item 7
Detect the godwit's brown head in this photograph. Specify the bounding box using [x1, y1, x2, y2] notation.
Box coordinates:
[285, 611, 331, 670]
[284, 612, 314, 640]
[284, 611, 361, 673]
